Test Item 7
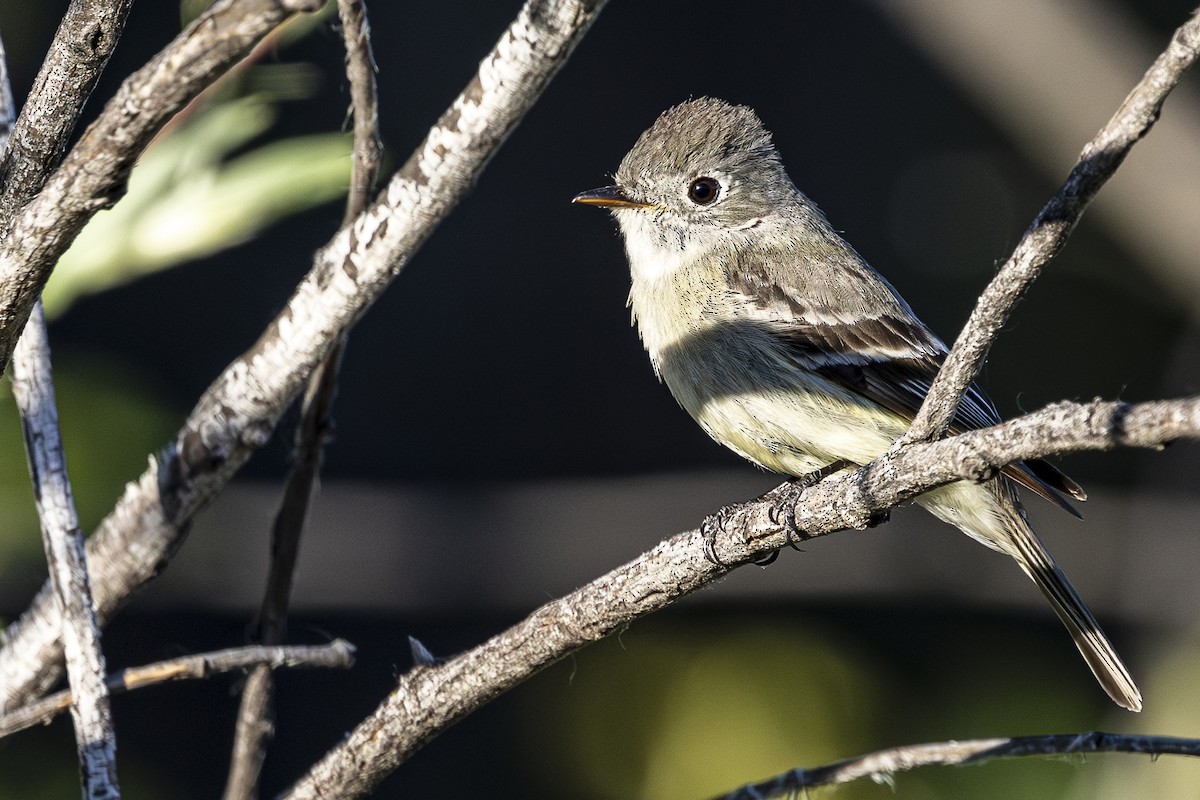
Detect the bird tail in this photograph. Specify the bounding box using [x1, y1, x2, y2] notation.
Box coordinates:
[999, 500, 1142, 712]
[919, 480, 1141, 711]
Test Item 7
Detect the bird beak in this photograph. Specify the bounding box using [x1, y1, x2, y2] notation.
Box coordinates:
[572, 185, 651, 209]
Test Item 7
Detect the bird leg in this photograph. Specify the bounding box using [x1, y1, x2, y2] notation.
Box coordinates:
[767, 460, 853, 549]
[701, 460, 851, 567]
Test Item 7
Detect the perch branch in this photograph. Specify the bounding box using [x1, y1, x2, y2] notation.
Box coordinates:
[280, 395, 1200, 799]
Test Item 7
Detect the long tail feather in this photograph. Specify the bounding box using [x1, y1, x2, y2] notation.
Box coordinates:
[1002, 509, 1142, 711]
[919, 479, 1141, 711]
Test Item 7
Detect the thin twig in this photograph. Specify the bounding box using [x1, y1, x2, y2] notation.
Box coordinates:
[0, 0, 324, 376]
[714, 732, 1200, 799]
[899, 7, 1200, 446]
[11, 303, 120, 797]
[223, 2, 381, 796]
[280, 395, 1200, 798]
[337, 0, 383, 227]
[0, 0, 606, 714]
[0, 640, 355, 739]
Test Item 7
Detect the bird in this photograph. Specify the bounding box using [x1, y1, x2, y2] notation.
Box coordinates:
[573, 97, 1141, 711]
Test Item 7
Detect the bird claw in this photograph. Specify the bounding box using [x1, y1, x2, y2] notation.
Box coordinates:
[703, 500, 784, 566]
[705, 461, 849, 566]
[753, 549, 780, 566]
[701, 505, 735, 566]
[770, 460, 851, 549]
[774, 483, 807, 550]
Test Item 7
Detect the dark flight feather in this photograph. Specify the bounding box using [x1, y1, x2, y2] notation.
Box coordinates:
[729, 263, 1086, 517]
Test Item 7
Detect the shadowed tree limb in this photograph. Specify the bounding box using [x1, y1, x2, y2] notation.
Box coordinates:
[713, 732, 1200, 799]
[0, 0, 323, 376]
[0, 12, 133, 792]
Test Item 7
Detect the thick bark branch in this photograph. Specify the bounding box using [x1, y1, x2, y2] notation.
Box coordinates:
[900, 7, 1200, 445]
[1, 14, 130, 793]
[0, 0, 135, 234]
[0, 0, 607, 712]
[719, 397, 1200, 551]
[280, 395, 1200, 798]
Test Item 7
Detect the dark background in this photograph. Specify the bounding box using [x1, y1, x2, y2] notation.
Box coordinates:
[1, 1, 1199, 798]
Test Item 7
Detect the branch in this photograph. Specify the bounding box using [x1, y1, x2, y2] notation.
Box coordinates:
[728, 397, 1200, 550]
[714, 732, 1200, 799]
[2, 22, 123, 796]
[0, 0, 607, 713]
[0, 640, 355, 739]
[11, 303, 120, 797]
[336, 0, 383, 228]
[0, 0, 135, 234]
[279, 395, 1200, 799]
[0, 0, 323, 375]
[248, 0, 381, 653]
[900, 7, 1200, 445]
[223, 2, 382, 796]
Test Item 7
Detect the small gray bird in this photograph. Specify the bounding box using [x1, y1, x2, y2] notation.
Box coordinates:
[574, 97, 1141, 711]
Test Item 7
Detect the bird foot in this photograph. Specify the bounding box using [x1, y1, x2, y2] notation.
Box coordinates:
[767, 460, 852, 548]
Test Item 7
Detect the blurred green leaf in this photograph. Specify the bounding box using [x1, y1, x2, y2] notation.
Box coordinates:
[45, 90, 351, 316]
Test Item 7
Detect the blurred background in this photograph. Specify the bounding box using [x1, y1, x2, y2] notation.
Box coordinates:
[1, 0, 1199, 797]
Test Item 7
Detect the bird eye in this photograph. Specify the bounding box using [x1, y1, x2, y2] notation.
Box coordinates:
[687, 176, 721, 205]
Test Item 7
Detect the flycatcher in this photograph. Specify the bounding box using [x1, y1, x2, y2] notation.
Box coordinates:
[574, 97, 1140, 711]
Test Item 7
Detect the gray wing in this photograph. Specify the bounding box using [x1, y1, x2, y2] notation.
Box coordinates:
[727, 254, 1086, 515]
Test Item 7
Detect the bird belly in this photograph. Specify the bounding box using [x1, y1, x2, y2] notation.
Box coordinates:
[631, 261, 910, 477]
[666, 354, 1016, 555]
[659, 351, 906, 477]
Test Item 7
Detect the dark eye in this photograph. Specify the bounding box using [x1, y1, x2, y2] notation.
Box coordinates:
[687, 176, 721, 205]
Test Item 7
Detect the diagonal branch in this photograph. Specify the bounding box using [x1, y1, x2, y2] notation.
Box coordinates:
[0, 0, 135, 236]
[279, 395, 1200, 799]
[899, 7, 1200, 446]
[713, 731, 1200, 799]
[0, 0, 324, 376]
[0, 0, 608, 713]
